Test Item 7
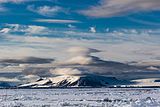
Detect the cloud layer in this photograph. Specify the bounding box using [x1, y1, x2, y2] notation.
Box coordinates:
[0, 57, 54, 64]
[0, 24, 160, 63]
[0, 24, 160, 84]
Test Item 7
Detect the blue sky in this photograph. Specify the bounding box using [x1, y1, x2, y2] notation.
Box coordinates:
[0, 0, 160, 83]
[0, 0, 160, 31]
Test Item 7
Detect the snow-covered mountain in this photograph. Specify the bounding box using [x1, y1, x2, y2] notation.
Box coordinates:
[18, 75, 130, 88]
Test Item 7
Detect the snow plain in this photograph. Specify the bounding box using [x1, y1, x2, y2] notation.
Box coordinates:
[0, 88, 160, 107]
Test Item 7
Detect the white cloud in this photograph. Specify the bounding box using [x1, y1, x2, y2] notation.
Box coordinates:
[59, 47, 103, 65]
[64, 55, 94, 65]
[25, 25, 48, 34]
[0, 24, 49, 35]
[68, 24, 76, 28]
[28, 5, 63, 17]
[79, 0, 160, 18]
[35, 19, 80, 23]
[0, 28, 10, 33]
[50, 68, 83, 75]
[90, 27, 96, 33]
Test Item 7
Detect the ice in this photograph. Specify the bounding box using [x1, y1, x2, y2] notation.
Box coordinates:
[0, 88, 160, 107]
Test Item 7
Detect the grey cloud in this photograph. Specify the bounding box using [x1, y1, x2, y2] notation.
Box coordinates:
[0, 72, 21, 78]
[20, 53, 159, 80]
[79, 0, 160, 18]
[56, 46, 153, 76]
[22, 67, 52, 77]
[0, 57, 54, 64]
[60, 55, 138, 75]
[2, 46, 158, 83]
[17, 75, 40, 83]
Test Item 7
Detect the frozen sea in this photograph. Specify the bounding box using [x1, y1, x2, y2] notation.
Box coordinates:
[0, 88, 160, 107]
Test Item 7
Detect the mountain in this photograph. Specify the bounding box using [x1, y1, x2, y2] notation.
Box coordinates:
[18, 75, 131, 88]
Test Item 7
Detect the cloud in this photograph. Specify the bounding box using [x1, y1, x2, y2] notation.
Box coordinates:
[27, 5, 63, 17]
[0, 6, 7, 12]
[35, 19, 80, 23]
[57, 56, 141, 75]
[51, 46, 157, 76]
[6, 35, 72, 44]
[25, 25, 49, 34]
[0, 24, 50, 35]
[0, 25, 160, 83]
[0, 0, 41, 4]
[0, 77, 20, 82]
[22, 67, 51, 77]
[128, 17, 160, 26]
[4, 24, 160, 43]
[65, 55, 94, 65]
[67, 47, 100, 55]
[90, 27, 96, 33]
[0, 0, 24, 3]
[0, 0, 37, 14]
[17, 74, 40, 83]
[17, 46, 137, 77]
[63, 55, 115, 66]
[60, 47, 101, 65]
[1, 26, 160, 64]
[0, 28, 10, 33]
[0, 43, 158, 82]
[20, 56, 135, 77]
[50, 68, 83, 76]
[68, 24, 76, 28]
[53, 48, 141, 75]
[79, 0, 160, 18]
[0, 57, 54, 64]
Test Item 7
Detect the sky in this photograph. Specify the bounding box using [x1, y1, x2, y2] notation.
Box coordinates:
[0, 0, 160, 84]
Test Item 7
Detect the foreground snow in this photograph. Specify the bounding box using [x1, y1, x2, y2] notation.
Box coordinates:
[0, 88, 160, 107]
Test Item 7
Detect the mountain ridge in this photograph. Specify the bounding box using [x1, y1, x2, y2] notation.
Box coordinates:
[18, 74, 131, 88]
